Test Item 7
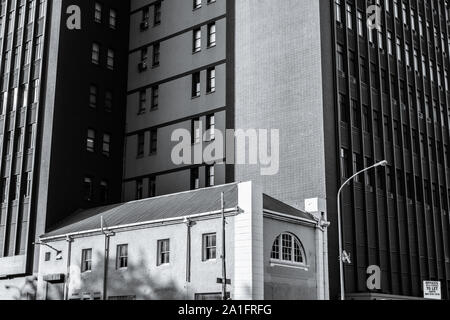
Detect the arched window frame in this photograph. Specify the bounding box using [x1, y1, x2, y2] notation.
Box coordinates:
[270, 232, 307, 267]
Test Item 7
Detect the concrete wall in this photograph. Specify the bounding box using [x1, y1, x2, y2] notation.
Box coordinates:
[234, 0, 328, 209]
[263, 218, 318, 300]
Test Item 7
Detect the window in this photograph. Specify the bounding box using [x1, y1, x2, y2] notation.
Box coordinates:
[192, 72, 201, 97]
[151, 86, 159, 110]
[157, 239, 170, 266]
[102, 133, 111, 157]
[206, 114, 215, 140]
[150, 129, 157, 154]
[136, 179, 143, 200]
[152, 43, 160, 67]
[192, 118, 201, 144]
[202, 233, 216, 261]
[109, 9, 117, 29]
[193, 28, 201, 53]
[87, 129, 96, 152]
[191, 168, 200, 190]
[83, 177, 93, 201]
[346, 3, 352, 30]
[138, 90, 146, 114]
[137, 133, 145, 157]
[335, 0, 342, 23]
[193, 0, 202, 10]
[340, 148, 349, 178]
[140, 7, 150, 30]
[89, 85, 97, 108]
[92, 43, 100, 64]
[116, 244, 128, 269]
[10, 175, 19, 201]
[94, 2, 102, 23]
[45, 252, 51, 262]
[207, 23, 216, 47]
[0, 178, 7, 203]
[107, 49, 115, 70]
[270, 233, 306, 266]
[81, 249, 92, 272]
[149, 177, 156, 198]
[207, 68, 215, 93]
[206, 165, 215, 187]
[105, 91, 113, 112]
[153, 2, 161, 26]
[100, 180, 108, 203]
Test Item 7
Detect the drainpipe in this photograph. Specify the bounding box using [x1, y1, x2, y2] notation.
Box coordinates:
[63, 236, 73, 300]
[101, 216, 114, 300]
[184, 218, 192, 285]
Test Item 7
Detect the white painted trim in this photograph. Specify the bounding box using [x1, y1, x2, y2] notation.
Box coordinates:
[40, 207, 240, 241]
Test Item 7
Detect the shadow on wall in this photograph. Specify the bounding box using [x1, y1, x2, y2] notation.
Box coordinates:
[82, 250, 186, 300]
[6, 277, 37, 300]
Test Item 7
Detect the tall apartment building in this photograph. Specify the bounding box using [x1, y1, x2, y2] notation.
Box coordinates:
[125, 0, 450, 300]
[123, 0, 232, 200]
[0, 0, 129, 298]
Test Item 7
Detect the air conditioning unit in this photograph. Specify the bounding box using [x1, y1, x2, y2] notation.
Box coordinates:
[138, 61, 148, 72]
[140, 20, 149, 31]
[350, 76, 357, 84]
[408, 199, 414, 205]
[389, 193, 395, 199]
[419, 112, 424, 119]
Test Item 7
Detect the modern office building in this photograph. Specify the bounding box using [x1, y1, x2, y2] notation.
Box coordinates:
[124, 0, 450, 300]
[0, 0, 129, 299]
[36, 182, 328, 301]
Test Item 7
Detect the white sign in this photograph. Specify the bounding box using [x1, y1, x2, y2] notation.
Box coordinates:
[423, 281, 441, 300]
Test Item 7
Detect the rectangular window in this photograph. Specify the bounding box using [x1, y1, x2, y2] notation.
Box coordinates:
[89, 85, 97, 108]
[157, 239, 170, 266]
[206, 165, 215, 187]
[191, 168, 200, 190]
[136, 179, 143, 200]
[81, 249, 92, 272]
[100, 180, 108, 203]
[137, 133, 145, 157]
[116, 244, 128, 269]
[83, 177, 93, 201]
[92, 43, 100, 64]
[87, 129, 96, 152]
[138, 90, 146, 114]
[105, 90, 113, 112]
[207, 68, 216, 93]
[109, 9, 117, 29]
[202, 233, 217, 261]
[193, 28, 201, 53]
[207, 23, 216, 47]
[152, 43, 160, 67]
[150, 129, 157, 154]
[192, 72, 201, 97]
[193, 0, 202, 10]
[94, 2, 102, 23]
[102, 133, 111, 157]
[149, 177, 156, 198]
[107, 49, 115, 70]
[153, 2, 161, 26]
[151, 86, 159, 110]
[206, 114, 215, 140]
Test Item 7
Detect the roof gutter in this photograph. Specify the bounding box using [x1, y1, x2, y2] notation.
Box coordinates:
[40, 207, 240, 242]
[263, 209, 317, 226]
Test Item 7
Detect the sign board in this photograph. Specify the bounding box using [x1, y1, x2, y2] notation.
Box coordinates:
[423, 281, 441, 300]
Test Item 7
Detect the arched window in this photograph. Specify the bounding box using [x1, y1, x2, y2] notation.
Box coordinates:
[270, 233, 306, 265]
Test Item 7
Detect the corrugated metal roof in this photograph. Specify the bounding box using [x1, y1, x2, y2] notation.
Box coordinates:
[42, 183, 315, 238]
[263, 194, 315, 221]
[43, 184, 239, 238]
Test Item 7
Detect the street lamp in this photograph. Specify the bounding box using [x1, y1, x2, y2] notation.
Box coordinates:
[337, 160, 388, 301]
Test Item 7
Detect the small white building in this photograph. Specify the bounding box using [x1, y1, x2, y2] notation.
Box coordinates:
[36, 182, 329, 300]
